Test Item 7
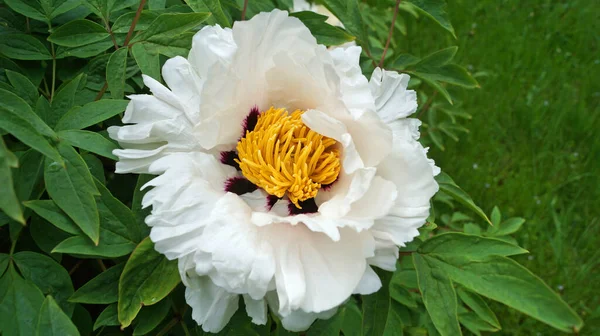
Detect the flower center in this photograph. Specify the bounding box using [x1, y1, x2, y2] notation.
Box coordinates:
[235, 107, 341, 209]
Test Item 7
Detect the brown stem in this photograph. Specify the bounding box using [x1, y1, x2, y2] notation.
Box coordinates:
[417, 90, 438, 119]
[95, 83, 108, 101]
[156, 317, 179, 336]
[379, 0, 402, 68]
[363, 47, 379, 69]
[124, 0, 147, 47]
[97, 259, 107, 271]
[69, 260, 84, 275]
[241, 0, 249, 20]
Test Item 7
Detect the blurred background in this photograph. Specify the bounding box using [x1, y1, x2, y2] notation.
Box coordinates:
[403, 0, 599, 334]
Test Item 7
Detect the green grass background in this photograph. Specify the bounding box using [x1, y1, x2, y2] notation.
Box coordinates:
[406, 0, 599, 334]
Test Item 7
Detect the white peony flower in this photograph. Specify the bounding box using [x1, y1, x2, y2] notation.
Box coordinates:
[109, 9, 439, 333]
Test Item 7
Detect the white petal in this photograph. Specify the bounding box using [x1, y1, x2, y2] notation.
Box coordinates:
[373, 119, 439, 246]
[330, 46, 376, 117]
[112, 145, 168, 174]
[161, 56, 204, 123]
[370, 68, 418, 122]
[268, 225, 375, 314]
[344, 176, 398, 220]
[368, 239, 399, 271]
[243, 295, 267, 325]
[188, 25, 237, 78]
[198, 194, 276, 299]
[266, 292, 338, 332]
[353, 266, 382, 295]
[121, 94, 187, 124]
[302, 109, 364, 173]
[316, 168, 376, 218]
[198, 9, 324, 148]
[185, 276, 239, 333]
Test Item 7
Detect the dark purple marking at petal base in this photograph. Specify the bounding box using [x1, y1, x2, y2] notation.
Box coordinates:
[220, 151, 240, 170]
[242, 106, 260, 136]
[266, 195, 279, 211]
[288, 198, 318, 215]
[224, 177, 257, 195]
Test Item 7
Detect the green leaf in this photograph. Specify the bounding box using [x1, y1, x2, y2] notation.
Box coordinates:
[71, 304, 92, 336]
[424, 254, 584, 333]
[490, 206, 501, 226]
[390, 53, 421, 69]
[411, 71, 453, 104]
[5, 70, 38, 107]
[307, 305, 345, 336]
[55, 99, 129, 131]
[0, 254, 9, 277]
[48, 20, 110, 47]
[361, 269, 403, 336]
[36, 296, 80, 336]
[52, 232, 136, 258]
[0, 264, 45, 336]
[106, 48, 128, 99]
[24, 200, 81, 234]
[405, 0, 455, 37]
[93, 304, 119, 331]
[58, 130, 118, 160]
[0, 137, 24, 224]
[418, 232, 527, 258]
[390, 282, 418, 308]
[93, 177, 141, 243]
[13, 252, 75, 317]
[132, 298, 171, 335]
[83, 0, 112, 20]
[489, 217, 526, 236]
[435, 172, 491, 225]
[290, 11, 355, 46]
[0, 34, 52, 60]
[44, 0, 82, 20]
[456, 287, 500, 329]
[35, 96, 52, 125]
[413, 254, 461, 336]
[131, 43, 161, 81]
[195, 0, 229, 28]
[458, 311, 499, 335]
[118, 237, 180, 328]
[0, 89, 62, 164]
[141, 32, 195, 57]
[81, 153, 105, 184]
[29, 216, 71, 256]
[424, 64, 479, 88]
[69, 263, 125, 304]
[12, 149, 45, 204]
[55, 39, 114, 59]
[416, 47, 457, 67]
[340, 299, 363, 336]
[3, 0, 47, 22]
[44, 142, 100, 244]
[132, 174, 153, 238]
[49, 74, 85, 129]
[132, 12, 212, 43]
[321, 0, 366, 44]
[111, 11, 161, 34]
[52, 178, 138, 258]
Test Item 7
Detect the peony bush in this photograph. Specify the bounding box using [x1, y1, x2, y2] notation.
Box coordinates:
[0, 0, 583, 335]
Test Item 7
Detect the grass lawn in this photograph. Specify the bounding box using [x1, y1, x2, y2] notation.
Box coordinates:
[405, 0, 599, 334]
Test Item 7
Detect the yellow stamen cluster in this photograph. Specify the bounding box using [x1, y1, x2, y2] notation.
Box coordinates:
[235, 107, 341, 208]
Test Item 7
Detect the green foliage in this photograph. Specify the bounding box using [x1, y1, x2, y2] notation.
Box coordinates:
[118, 237, 180, 328]
[37, 296, 80, 336]
[0, 0, 587, 335]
